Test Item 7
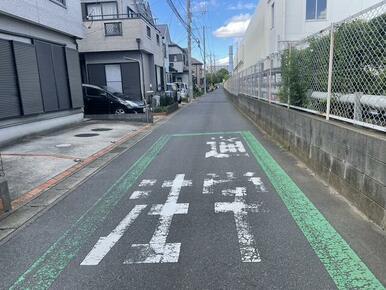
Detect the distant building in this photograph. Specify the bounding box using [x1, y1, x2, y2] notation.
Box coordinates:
[169, 43, 189, 84]
[157, 24, 172, 88]
[78, 0, 164, 99]
[192, 58, 204, 90]
[0, 0, 84, 146]
[235, 0, 382, 72]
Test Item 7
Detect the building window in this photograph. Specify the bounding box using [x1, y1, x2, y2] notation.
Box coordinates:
[147, 26, 151, 38]
[105, 22, 122, 36]
[86, 2, 118, 20]
[306, 0, 327, 20]
[271, 3, 275, 28]
[156, 34, 160, 45]
[50, 0, 66, 7]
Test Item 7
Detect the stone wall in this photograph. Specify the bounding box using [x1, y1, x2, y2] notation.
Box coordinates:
[227, 91, 386, 229]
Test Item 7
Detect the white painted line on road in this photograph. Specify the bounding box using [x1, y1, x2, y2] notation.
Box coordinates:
[129, 191, 151, 199]
[206, 137, 249, 159]
[81, 205, 147, 266]
[125, 174, 191, 264]
[139, 179, 157, 187]
[203, 172, 234, 194]
[215, 187, 262, 263]
[244, 172, 267, 192]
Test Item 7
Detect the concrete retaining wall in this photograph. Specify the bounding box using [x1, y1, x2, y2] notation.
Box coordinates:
[85, 113, 153, 123]
[227, 91, 386, 229]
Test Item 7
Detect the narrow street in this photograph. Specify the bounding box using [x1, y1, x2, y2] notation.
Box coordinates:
[0, 90, 384, 290]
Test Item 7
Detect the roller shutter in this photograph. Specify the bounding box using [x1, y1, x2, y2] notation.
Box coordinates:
[87, 64, 106, 88]
[0, 39, 21, 119]
[65, 48, 84, 108]
[35, 40, 59, 112]
[121, 62, 141, 100]
[13, 41, 44, 115]
[52, 45, 71, 110]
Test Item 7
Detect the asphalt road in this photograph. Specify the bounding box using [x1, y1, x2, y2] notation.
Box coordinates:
[0, 89, 385, 290]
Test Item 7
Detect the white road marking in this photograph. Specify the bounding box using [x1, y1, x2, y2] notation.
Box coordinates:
[215, 187, 262, 263]
[244, 172, 267, 192]
[139, 179, 157, 187]
[205, 137, 249, 159]
[81, 205, 147, 266]
[129, 190, 151, 199]
[203, 172, 234, 194]
[205, 141, 229, 158]
[125, 174, 191, 264]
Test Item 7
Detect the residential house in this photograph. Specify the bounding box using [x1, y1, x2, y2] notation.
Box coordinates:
[78, 0, 164, 100]
[156, 24, 172, 89]
[0, 0, 85, 147]
[169, 43, 189, 84]
[235, 0, 383, 72]
[191, 58, 204, 91]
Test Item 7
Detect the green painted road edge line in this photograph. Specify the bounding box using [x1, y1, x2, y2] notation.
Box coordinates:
[241, 131, 384, 290]
[172, 131, 242, 137]
[10, 135, 170, 290]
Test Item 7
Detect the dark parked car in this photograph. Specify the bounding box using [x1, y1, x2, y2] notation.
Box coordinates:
[82, 84, 146, 114]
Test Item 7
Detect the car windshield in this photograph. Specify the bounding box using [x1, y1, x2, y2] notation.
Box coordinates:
[102, 86, 134, 100]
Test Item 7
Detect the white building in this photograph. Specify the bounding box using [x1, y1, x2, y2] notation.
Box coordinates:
[235, 0, 382, 72]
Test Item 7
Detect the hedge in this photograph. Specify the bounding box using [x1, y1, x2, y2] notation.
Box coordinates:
[280, 13, 386, 107]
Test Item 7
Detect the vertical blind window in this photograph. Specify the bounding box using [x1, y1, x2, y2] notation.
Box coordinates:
[306, 0, 327, 20]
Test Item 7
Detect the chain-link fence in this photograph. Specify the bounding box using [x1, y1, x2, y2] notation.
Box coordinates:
[224, 1, 386, 132]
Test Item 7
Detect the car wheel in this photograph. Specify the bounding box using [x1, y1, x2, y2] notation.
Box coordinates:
[114, 107, 126, 115]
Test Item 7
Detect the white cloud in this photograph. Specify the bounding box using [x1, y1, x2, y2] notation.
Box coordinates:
[216, 57, 229, 66]
[228, 1, 256, 10]
[213, 13, 251, 38]
[192, 0, 217, 12]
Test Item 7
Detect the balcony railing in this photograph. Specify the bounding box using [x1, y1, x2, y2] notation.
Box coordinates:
[85, 13, 140, 21]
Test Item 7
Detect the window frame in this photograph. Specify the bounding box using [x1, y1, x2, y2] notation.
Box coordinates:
[271, 2, 275, 29]
[305, 0, 327, 21]
[86, 1, 118, 20]
[104, 22, 123, 36]
[146, 26, 151, 39]
[49, 0, 66, 8]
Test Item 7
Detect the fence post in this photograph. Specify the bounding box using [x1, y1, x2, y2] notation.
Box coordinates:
[258, 62, 263, 99]
[326, 23, 335, 120]
[287, 44, 291, 108]
[268, 56, 272, 103]
[354, 92, 363, 122]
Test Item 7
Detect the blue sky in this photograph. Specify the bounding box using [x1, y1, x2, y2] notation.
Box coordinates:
[149, 0, 258, 65]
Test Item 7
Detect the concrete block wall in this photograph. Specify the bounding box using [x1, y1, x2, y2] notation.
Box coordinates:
[227, 91, 386, 229]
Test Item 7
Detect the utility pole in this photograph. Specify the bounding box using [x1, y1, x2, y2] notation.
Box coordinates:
[203, 26, 207, 95]
[186, 0, 193, 102]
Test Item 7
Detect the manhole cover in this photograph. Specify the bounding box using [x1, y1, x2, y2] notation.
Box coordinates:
[55, 143, 72, 148]
[74, 133, 100, 137]
[91, 128, 113, 132]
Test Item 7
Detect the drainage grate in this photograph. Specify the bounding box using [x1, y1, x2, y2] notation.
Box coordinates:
[91, 128, 113, 132]
[74, 133, 100, 138]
